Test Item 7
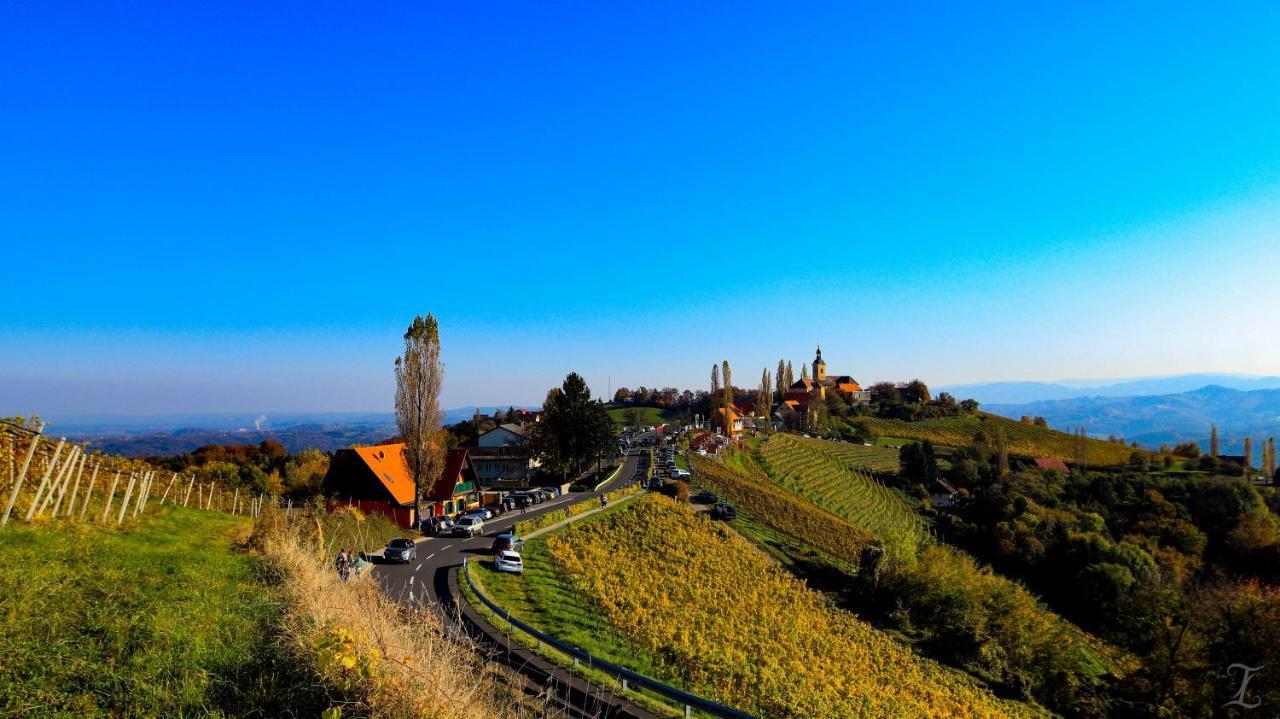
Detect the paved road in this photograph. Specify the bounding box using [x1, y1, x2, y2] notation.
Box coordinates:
[372, 446, 645, 610]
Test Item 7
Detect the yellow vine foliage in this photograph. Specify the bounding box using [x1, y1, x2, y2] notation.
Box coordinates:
[546, 495, 1044, 719]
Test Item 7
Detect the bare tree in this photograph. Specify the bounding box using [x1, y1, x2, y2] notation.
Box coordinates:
[395, 314, 446, 527]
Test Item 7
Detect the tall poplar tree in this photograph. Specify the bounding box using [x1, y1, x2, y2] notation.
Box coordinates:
[800, 363, 809, 382]
[758, 368, 771, 417]
[1210, 424, 1220, 457]
[776, 359, 787, 403]
[395, 314, 445, 525]
[722, 360, 733, 411]
[1243, 437, 1253, 472]
[784, 361, 794, 392]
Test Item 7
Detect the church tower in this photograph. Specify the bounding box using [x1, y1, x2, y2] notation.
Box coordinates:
[813, 344, 827, 382]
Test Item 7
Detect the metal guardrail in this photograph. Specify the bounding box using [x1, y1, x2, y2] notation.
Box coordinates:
[462, 558, 756, 719]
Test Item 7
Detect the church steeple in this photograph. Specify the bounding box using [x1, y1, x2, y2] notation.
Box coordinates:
[813, 343, 827, 382]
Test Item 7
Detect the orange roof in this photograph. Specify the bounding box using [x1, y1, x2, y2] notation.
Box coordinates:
[352, 443, 472, 506]
[353, 444, 416, 505]
[1034, 457, 1070, 472]
[717, 406, 741, 421]
[837, 382, 862, 393]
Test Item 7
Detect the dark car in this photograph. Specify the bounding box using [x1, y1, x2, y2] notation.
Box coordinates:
[692, 491, 717, 505]
[491, 532, 524, 553]
[384, 537, 417, 563]
[711, 503, 737, 521]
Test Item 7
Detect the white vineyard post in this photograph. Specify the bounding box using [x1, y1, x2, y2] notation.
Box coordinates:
[78, 463, 101, 521]
[232, 487, 239, 515]
[1, 426, 43, 526]
[101, 470, 123, 522]
[34, 442, 76, 514]
[133, 472, 148, 517]
[24, 439, 65, 521]
[205, 483, 212, 511]
[158, 473, 177, 505]
[136, 471, 155, 516]
[183, 475, 195, 507]
[116, 472, 138, 525]
[53, 451, 88, 518]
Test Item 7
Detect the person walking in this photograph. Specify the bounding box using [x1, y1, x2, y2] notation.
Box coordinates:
[600, 494, 608, 508]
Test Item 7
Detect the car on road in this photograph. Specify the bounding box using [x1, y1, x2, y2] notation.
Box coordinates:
[491, 532, 524, 553]
[452, 515, 485, 537]
[494, 550, 524, 574]
[469, 507, 495, 521]
[672, 469, 690, 480]
[383, 537, 417, 563]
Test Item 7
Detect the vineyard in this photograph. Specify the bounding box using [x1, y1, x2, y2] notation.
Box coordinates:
[805, 440, 901, 474]
[546, 494, 1043, 718]
[1, 417, 267, 530]
[759, 433, 927, 557]
[688, 454, 875, 567]
[860, 413, 1140, 466]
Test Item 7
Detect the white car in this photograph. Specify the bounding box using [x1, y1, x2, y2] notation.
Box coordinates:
[452, 515, 485, 537]
[494, 550, 523, 574]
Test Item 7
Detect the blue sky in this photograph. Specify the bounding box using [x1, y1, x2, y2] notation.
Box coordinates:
[3, 2, 1280, 415]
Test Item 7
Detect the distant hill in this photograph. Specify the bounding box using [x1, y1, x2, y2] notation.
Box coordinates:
[986, 385, 1280, 457]
[51, 406, 538, 457]
[940, 373, 1280, 405]
[861, 413, 1140, 465]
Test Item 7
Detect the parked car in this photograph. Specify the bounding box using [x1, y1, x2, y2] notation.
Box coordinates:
[494, 550, 524, 574]
[491, 532, 524, 553]
[452, 515, 485, 537]
[471, 507, 494, 521]
[384, 537, 417, 563]
[672, 469, 691, 480]
[692, 490, 717, 505]
[422, 515, 454, 535]
[711, 503, 737, 521]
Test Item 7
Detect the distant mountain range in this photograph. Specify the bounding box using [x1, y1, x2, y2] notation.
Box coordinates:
[48, 406, 536, 457]
[939, 373, 1280, 405]
[985, 385, 1280, 457]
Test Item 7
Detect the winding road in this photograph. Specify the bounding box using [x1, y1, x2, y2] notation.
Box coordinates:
[372, 445, 645, 610]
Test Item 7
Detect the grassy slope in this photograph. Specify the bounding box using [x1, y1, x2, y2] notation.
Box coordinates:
[606, 404, 678, 428]
[0, 506, 324, 718]
[861, 412, 1140, 465]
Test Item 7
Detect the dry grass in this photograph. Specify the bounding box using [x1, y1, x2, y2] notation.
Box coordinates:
[256, 505, 526, 719]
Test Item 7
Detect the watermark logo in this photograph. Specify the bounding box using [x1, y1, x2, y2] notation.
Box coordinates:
[1223, 664, 1264, 710]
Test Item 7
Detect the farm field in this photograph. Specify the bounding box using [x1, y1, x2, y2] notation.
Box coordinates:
[546, 494, 1044, 718]
[759, 433, 927, 557]
[859, 413, 1139, 465]
[688, 453, 874, 567]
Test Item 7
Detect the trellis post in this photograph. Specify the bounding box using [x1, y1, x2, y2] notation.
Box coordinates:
[117, 472, 138, 525]
[1, 426, 43, 526]
[79, 463, 101, 520]
[28, 441, 69, 521]
[101, 470, 123, 522]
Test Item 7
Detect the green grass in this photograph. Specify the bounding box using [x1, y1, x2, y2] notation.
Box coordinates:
[606, 404, 678, 428]
[861, 413, 1142, 466]
[758, 434, 929, 557]
[0, 506, 326, 718]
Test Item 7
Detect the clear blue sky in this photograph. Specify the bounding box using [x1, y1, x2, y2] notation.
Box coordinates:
[4, 2, 1280, 415]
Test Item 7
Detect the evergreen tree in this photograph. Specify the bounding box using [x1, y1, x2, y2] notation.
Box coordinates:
[1243, 437, 1253, 472]
[1210, 424, 1220, 457]
[529, 372, 614, 480]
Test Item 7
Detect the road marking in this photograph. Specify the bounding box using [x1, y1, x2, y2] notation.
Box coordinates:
[409, 576, 414, 585]
[415, 563, 422, 571]
[441, 544, 453, 551]
[426, 553, 435, 560]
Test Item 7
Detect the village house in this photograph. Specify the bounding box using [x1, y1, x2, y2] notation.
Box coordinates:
[468, 422, 537, 486]
[323, 443, 480, 527]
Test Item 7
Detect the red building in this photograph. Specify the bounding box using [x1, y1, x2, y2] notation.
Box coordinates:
[323, 443, 480, 527]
